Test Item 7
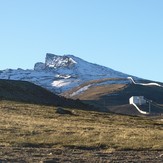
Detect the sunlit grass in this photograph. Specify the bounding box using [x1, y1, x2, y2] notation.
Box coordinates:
[0, 100, 162, 150]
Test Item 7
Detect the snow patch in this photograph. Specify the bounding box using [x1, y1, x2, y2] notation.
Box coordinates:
[52, 80, 71, 88]
[70, 85, 91, 97]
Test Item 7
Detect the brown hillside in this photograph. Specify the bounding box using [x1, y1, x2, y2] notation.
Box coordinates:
[64, 80, 163, 115]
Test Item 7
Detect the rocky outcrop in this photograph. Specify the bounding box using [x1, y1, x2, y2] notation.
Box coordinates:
[45, 53, 76, 68]
[34, 62, 45, 71]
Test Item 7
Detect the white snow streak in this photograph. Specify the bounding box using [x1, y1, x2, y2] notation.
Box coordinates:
[70, 85, 91, 97]
[127, 77, 163, 87]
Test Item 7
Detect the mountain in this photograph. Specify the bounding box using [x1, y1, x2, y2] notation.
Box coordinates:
[0, 53, 129, 94]
[1, 53, 162, 115]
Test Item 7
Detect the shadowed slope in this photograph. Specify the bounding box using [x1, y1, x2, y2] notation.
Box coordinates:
[0, 79, 89, 109]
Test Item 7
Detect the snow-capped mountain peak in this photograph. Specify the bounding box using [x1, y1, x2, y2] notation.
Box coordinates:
[45, 53, 77, 69]
[34, 53, 77, 70]
[0, 53, 129, 94]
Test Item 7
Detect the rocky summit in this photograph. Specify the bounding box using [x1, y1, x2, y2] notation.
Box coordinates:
[34, 53, 77, 70]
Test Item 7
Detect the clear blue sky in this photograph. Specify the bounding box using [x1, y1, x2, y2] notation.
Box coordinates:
[0, 0, 163, 82]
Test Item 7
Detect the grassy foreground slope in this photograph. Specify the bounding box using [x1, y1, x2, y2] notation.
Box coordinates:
[0, 100, 162, 150]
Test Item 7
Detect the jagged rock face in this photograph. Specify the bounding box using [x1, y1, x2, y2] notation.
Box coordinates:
[34, 53, 76, 70]
[45, 53, 76, 68]
[34, 62, 45, 71]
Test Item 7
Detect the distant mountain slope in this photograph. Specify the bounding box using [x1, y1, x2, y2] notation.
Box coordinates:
[64, 80, 163, 115]
[0, 53, 129, 94]
[0, 79, 89, 109]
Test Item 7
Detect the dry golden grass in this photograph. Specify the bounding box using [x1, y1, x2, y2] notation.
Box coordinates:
[0, 100, 163, 150]
[62, 78, 127, 100]
[77, 84, 125, 100]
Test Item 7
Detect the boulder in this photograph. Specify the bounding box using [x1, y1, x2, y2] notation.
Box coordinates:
[56, 107, 74, 115]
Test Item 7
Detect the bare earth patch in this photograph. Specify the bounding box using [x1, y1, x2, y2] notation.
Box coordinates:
[0, 147, 163, 162]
